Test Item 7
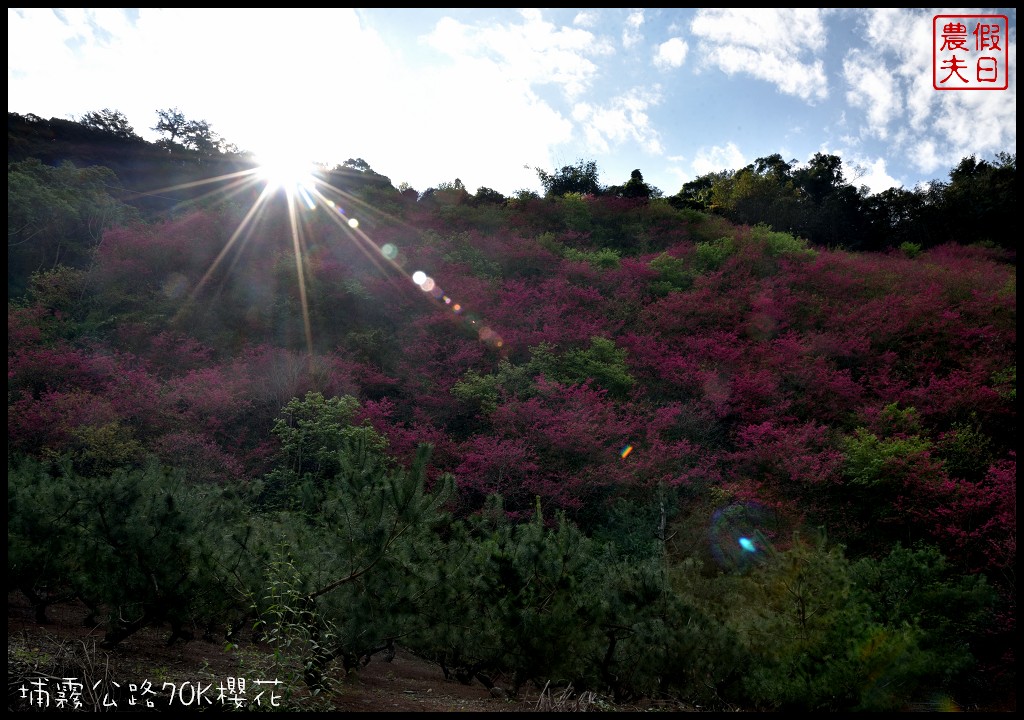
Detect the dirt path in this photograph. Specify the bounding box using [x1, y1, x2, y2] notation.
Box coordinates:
[8, 593, 544, 712]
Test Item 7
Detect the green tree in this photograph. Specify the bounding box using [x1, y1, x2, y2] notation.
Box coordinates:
[451, 336, 635, 413]
[181, 118, 218, 154]
[648, 252, 695, 295]
[471, 186, 507, 206]
[427, 178, 472, 207]
[587, 548, 743, 706]
[717, 156, 803, 233]
[8, 457, 86, 623]
[791, 153, 866, 247]
[528, 336, 635, 399]
[247, 392, 455, 689]
[793, 152, 845, 204]
[608, 169, 655, 200]
[342, 157, 372, 173]
[257, 391, 386, 508]
[152, 107, 188, 144]
[152, 108, 234, 156]
[78, 108, 140, 139]
[835, 409, 943, 553]
[328, 158, 397, 198]
[851, 543, 995, 690]
[7, 158, 137, 297]
[414, 498, 603, 694]
[862, 186, 935, 250]
[9, 456, 243, 647]
[723, 533, 945, 711]
[671, 169, 732, 212]
[937, 152, 1016, 248]
[535, 158, 602, 197]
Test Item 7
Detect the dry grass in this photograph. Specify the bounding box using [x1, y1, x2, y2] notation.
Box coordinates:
[533, 681, 603, 712]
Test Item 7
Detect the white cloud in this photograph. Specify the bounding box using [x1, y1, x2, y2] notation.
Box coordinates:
[910, 138, 943, 174]
[843, 48, 900, 139]
[571, 87, 664, 155]
[842, 8, 1017, 182]
[691, 141, 747, 175]
[572, 10, 599, 28]
[842, 9, 932, 132]
[690, 8, 829, 101]
[425, 8, 613, 100]
[8, 8, 584, 196]
[116, 9, 402, 163]
[10, 11, 108, 114]
[623, 9, 645, 50]
[845, 155, 902, 194]
[930, 87, 1018, 163]
[660, 160, 690, 192]
[654, 37, 689, 70]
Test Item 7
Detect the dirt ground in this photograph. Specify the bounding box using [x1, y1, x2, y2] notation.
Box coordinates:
[12, 593, 1010, 713]
[7, 593, 631, 713]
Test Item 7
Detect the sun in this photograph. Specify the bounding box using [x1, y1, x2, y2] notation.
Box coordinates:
[254, 151, 320, 196]
[169, 140, 503, 359]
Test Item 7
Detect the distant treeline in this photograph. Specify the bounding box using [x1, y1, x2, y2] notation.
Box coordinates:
[9, 110, 1017, 256]
[669, 151, 1016, 252]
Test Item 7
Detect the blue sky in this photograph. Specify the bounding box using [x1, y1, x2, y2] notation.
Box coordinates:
[7, 8, 1017, 197]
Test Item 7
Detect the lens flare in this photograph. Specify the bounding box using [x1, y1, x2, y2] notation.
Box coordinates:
[708, 503, 770, 572]
[619, 444, 634, 459]
[296, 185, 316, 210]
[165, 152, 506, 358]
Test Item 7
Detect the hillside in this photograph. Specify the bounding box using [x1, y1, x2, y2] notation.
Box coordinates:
[7, 113, 1017, 712]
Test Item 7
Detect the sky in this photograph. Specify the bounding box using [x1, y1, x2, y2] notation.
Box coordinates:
[7, 8, 1017, 198]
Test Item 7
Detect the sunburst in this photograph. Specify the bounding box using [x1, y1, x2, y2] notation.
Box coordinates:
[146, 155, 501, 356]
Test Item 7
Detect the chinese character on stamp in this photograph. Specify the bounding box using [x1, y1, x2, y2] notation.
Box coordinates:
[933, 14, 1009, 90]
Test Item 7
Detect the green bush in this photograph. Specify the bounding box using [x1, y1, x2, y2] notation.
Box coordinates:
[648, 252, 695, 294]
[694, 236, 735, 272]
[714, 534, 959, 711]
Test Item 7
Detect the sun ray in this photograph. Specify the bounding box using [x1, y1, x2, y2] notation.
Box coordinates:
[302, 177, 505, 348]
[171, 180, 278, 324]
[142, 167, 259, 195]
[285, 191, 315, 356]
[164, 156, 505, 358]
